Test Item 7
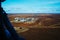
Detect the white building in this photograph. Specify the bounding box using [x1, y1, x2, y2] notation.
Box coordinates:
[14, 17, 37, 23]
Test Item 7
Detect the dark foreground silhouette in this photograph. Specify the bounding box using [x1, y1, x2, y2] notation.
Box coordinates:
[0, 0, 25, 40]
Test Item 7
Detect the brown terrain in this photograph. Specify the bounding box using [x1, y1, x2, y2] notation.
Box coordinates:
[8, 14, 60, 28]
[8, 14, 60, 40]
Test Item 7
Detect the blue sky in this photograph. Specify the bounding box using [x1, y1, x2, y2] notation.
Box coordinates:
[2, 0, 60, 13]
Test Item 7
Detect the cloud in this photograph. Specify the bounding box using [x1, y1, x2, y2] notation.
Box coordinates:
[5, 6, 60, 13]
[2, 0, 60, 13]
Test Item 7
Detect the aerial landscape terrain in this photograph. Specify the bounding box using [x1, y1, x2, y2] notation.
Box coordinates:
[8, 14, 60, 40]
[2, 0, 60, 40]
[8, 14, 60, 28]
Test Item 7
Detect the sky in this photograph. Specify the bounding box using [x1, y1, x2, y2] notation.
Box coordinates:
[2, 0, 60, 14]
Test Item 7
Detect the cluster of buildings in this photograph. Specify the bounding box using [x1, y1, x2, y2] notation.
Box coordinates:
[13, 17, 38, 23]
